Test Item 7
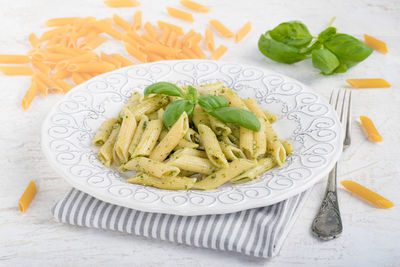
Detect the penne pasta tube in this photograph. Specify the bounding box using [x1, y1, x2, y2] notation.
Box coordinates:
[173, 148, 207, 158]
[0, 55, 30, 64]
[231, 157, 275, 184]
[205, 28, 214, 51]
[32, 60, 51, 75]
[127, 95, 169, 120]
[184, 128, 200, 144]
[100, 52, 122, 68]
[72, 72, 86, 85]
[128, 115, 149, 155]
[113, 14, 132, 32]
[133, 11, 142, 31]
[192, 104, 210, 129]
[192, 159, 256, 190]
[244, 98, 267, 158]
[175, 139, 199, 150]
[45, 17, 80, 27]
[67, 62, 116, 73]
[22, 78, 39, 110]
[144, 22, 159, 39]
[104, 0, 140, 8]
[180, 0, 210, 13]
[0, 66, 34, 76]
[209, 20, 234, 38]
[132, 119, 163, 157]
[18, 181, 37, 213]
[115, 108, 137, 163]
[123, 157, 180, 178]
[127, 172, 196, 190]
[158, 27, 171, 45]
[208, 114, 231, 136]
[98, 124, 120, 167]
[264, 110, 278, 123]
[166, 7, 194, 23]
[198, 124, 229, 168]
[190, 44, 206, 59]
[82, 36, 108, 50]
[280, 139, 293, 155]
[235, 21, 251, 43]
[125, 43, 147, 63]
[28, 33, 40, 48]
[219, 141, 246, 161]
[150, 112, 189, 161]
[110, 53, 135, 66]
[143, 44, 180, 57]
[168, 152, 215, 175]
[166, 31, 177, 47]
[210, 45, 227, 60]
[157, 21, 184, 36]
[54, 79, 73, 93]
[92, 118, 119, 146]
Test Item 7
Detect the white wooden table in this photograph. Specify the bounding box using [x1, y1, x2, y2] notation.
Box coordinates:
[1, 0, 399, 266]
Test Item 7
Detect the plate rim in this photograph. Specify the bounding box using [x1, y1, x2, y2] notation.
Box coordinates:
[41, 59, 343, 216]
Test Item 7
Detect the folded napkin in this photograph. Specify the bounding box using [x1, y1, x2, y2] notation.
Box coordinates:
[52, 188, 311, 258]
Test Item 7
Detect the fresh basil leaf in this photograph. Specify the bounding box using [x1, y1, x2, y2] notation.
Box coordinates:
[162, 100, 194, 129]
[299, 40, 322, 55]
[209, 107, 261, 132]
[312, 48, 340, 75]
[324, 33, 373, 66]
[198, 95, 229, 112]
[186, 85, 198, 101]
[269, 21, 313, 48]
[318, 27, 337, 43]
[144, 82, 185, 98]
[333, 63, 348, 73]
[258, 31, 308, 64]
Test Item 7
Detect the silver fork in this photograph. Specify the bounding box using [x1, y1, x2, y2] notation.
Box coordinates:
[311, 89, 352, 240]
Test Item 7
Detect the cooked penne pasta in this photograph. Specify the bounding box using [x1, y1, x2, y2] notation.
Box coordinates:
[198, 124, 229, 168]
[128, 115, 149, 154]
[219, 141, 246, 161]
[193, 159, 256, 190]
[98, 124, 120, 167]
[166, 7, 194, 22]
[150, 112, 189, 161]
[92, 118, 119, 146]
[231, 157, 274, 184]
[180, 0, 210, 13]
[208, 114, 231, 136]
[127, 172, 196, 190]
[94, 83, 289, 190]
[264, 110, 278, 123]
[132, 119, 163, 157]
[168, 150, 215, 175]
[115, 108, 137, 163]
[209, 20, 234, 38]
[235, 21, 251, 43]
[123, 157, 180, 178]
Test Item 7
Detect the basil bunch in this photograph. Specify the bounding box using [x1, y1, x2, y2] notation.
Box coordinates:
[258, 21, 373, 75]
[144, 82, 261, 131]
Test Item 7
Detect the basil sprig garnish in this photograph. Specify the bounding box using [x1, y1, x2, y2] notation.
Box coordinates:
[258, 20, 373, 75]
[143, 82, 260, 131]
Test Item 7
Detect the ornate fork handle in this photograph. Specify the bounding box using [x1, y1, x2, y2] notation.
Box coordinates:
[311, 165, 343, 240]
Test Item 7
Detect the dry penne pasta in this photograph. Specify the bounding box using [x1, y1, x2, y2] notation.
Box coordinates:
[0, 55, 30, 64]
[235, 21, 251, 43]
[144, 22, 159, 39]
[67, 62, 116, 73]
[205, 28, 214, 51]
[0, 66, 34, 75]
[364, 34, 388, 54]
[18, 181, 37, 213]
[125, 43, 147, 63]
[346, 79, 391, 88]
[143, 44, 180, 57]
[209, 20, 234, 38]
[180, 0, 210, 13]
[45, 17, 79, 27]
[110, 53, 135, 66]
[210, 45, 227, 60]
[157, 21, 184, 36]
[54, 79, 73, 93]
[166, 7, 194, 22]
[359, 116, 382, 142]
[28, 33, 40, 48]
[104, 0, 140, 8]
[133, 11, 142, 31]
[113, 14, 132, 32]
[22, 78, 39, 110]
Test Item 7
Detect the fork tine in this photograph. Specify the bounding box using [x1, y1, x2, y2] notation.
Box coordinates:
[340, 90, 348, 123]
[329, 90, 335, 105]
[343, 90, 352, 148]
[335, 90, 341, 111]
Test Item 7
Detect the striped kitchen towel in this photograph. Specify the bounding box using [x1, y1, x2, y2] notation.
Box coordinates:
[52, 188, 311, 258]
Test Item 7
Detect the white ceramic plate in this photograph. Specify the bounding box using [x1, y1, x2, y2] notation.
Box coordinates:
[42, 60, 342, 216]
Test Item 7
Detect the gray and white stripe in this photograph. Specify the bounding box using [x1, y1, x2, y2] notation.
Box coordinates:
[52, 188, 311, 258]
